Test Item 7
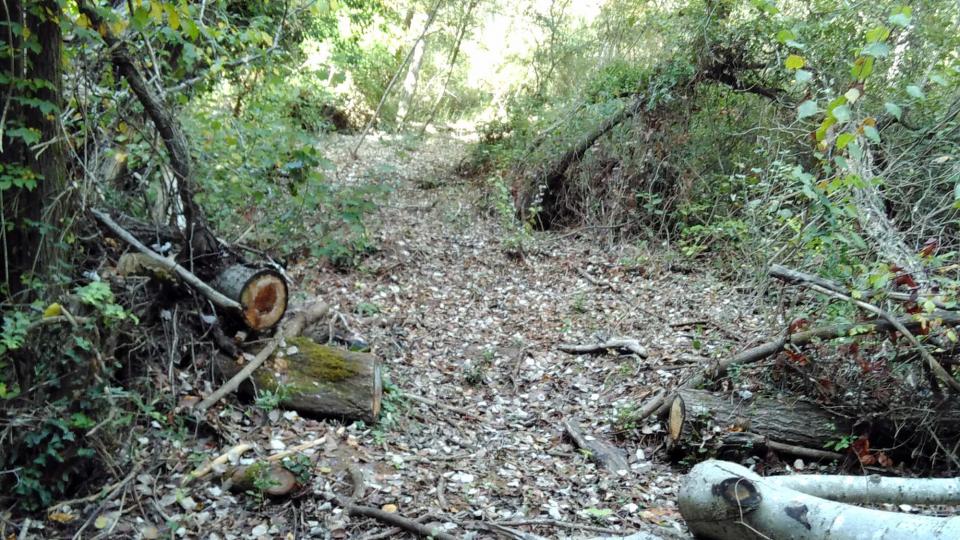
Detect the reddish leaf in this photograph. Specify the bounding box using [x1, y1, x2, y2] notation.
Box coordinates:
[785, 349, 808, 365]
[893, 273, 918, 289]
[877, 452, 893, 467]
[919, 238, 938, 258]
[851, 435, 870, 458]
[788, 318, 810, 334]
[859, 453, 877, 466]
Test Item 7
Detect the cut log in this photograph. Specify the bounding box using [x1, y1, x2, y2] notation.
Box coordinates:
[667, 389, 850, 457]
[678, 460, 960, 540]
[212, 264, 288, 331]
[215, 336, 381, 424]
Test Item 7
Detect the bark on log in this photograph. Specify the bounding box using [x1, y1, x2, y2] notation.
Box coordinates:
[562, 419, 630, 474]
[215, 336, 381, 424]
[771, 473, 960, 505]
[212, 264, 288, 331]
[668, 389, 850, 456]
[679, 460, 960, 540]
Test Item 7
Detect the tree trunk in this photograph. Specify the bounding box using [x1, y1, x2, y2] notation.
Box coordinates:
[668, 389, 850, 455]
[212, 264, 288, 331]
[679, 460, 960, 540]
[1, 0, 70, 296]
[215, 336, 382, 424]
[418, 0, 478, 137]
[397, 14, 428, 127]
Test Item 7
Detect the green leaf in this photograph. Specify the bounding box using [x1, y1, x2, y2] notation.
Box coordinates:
[836, 133, 856, 150]
[862, 42, 890, 58]
[776, 30, 796, 44]
[831, 104, 851, 123]
[889, 6, 912, 27]
[794, 69, 812, 84]
[865, 26, 890, 43]
[797, 99, 819, 119]
[906, 85, 925, 100]
[851, 57, 874, 81]
[885, 102, 902, 119]
[864, 125, 881, 143]
[844, 88, 861, 103]
[785, 55, 805, 70]
[848, 141, 863, 161]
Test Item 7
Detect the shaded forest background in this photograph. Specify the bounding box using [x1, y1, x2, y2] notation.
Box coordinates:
[2, 0, 960, 520]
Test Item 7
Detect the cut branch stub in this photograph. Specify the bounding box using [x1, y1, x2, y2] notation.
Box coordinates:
[213, 264, 288, 331]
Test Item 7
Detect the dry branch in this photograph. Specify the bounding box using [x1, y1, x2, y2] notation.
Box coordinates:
[771, 265, 960, 393]
[181, 443, 253, 487]
[92, 209, 240, 311]
[558, 338, 648, 358]
[634, 310, 960, 422]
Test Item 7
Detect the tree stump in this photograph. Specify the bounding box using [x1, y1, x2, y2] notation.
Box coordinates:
[216, 336, 381, 424]
[213, 264, 288, 331]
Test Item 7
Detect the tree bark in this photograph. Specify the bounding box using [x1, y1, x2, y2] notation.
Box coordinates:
[397, 12, 429, 127]
[215, 336, 382, 424]
[679, 460, 960, 540]
[1, 0, 70, 295]
[668, 389, 850, 455]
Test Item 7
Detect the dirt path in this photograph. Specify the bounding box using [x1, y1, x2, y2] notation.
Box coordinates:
[269, 132, 768, 538]
[151, 132, 769, 540]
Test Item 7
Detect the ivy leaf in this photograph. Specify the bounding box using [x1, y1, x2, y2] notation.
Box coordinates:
[836, 133, 856, 150]
[865, 26, 890, 43]
[851, 56, 874, 81]
[785, 55, 805, 70]
[797, 99, 819, 119]
[862, 42, 890, 58]
[864, 125, 881, 143]
[885, 102, 902, 119]
[847, 141, 863, 161]
[906, 85, 925, 100]
[794, 69, 812, 84]
[844, 88, 861, 103]
[831, 104, 851, 123]
[889, 6, 912, 27]
[776, 30, 796, 44]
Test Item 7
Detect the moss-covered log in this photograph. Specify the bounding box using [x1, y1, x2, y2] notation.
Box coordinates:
[212, 264, 288, 331]
[216, 336, 381, 423]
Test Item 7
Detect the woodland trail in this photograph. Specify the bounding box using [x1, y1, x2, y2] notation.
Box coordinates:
[194, 132, 773, 539]
[288, 131, 774, 538]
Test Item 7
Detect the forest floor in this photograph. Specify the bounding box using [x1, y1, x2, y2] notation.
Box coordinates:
[78, 132, 776, 540]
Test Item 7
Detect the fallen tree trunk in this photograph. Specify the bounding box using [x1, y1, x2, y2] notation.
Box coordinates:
[771, 473, 960, 505]
[667, 389, 850, 456]
[212, 264, 288, 331]
[679, 460, 960, 540]
[215, 336, 382, 424]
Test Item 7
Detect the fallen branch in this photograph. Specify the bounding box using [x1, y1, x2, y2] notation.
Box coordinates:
[563, 418, 629, 474]
[181, 443, 253, 486]
[265, 437, 326, 463]
[92, 209, 240, 312]
[558, 338, 648, 358]
[773, 267, 960, 393]
[633, 310, 960, 422]
[333, 463, 457, 540]
[769, 472, 960, 505]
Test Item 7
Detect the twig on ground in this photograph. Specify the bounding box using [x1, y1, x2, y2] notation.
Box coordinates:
[559, 338, 648, 358]
[405, 393, 480, 420]
[181, 443, 253, 486]
[265, 438, 326, 463]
